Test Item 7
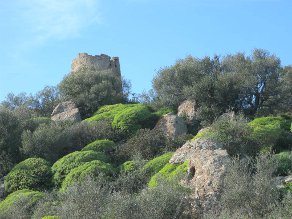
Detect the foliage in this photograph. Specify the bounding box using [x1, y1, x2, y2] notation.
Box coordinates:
[0, 108, 22, 170]
[86, 103, 157, 135]
[249, 116, 292, 152]
[141, 152, 174, 177]
[209, 113, 259, 157]
[192, 128, 210, 140]
[41, 216, 60, 219]
[219, 154, 280, 218]
[120, 161, 138, 174]
[61, 160, 116, 191]
[4, 158, 52, 194]
[118, 128, 166, 160]
[153, 49, 284, 124]
[59, 68, 126, 118]
[51, 150, 108, 187]
[274, 151, 292, 176]
[148, 161, 188, 187]
[81, 139, 115, 154]
[0, 189, 44, 218]
[151, 107, 174, 117]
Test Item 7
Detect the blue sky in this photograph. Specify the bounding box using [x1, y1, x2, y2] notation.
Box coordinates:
[0, 0, 291, 101]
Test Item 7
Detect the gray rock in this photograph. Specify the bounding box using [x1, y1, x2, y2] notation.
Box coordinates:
[170, 136, 229, 217]
[177, 100, 198, 123]
[275, 175, 292, 189]
[51, 101, 81, 122]
[155, 113, 187, 139]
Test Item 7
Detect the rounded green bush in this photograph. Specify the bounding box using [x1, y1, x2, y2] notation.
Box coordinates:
[148, 161, 188, 188]
[192, 128, 210, 141]
[249, 116, 292, 152]
[52, 150, 109, 187]
[82, 139, 115, 153]
[142, 152, 174, 177]
[5, 158, 52, 194]
[120, 161, 138, 174]
[61, 160, 116, 191]
[274, 151, 292, 176]
[0, 189, 44, 215]
[42, 216, 60, 219]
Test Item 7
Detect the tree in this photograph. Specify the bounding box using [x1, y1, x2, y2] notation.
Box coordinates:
[59, 68, 127, 118]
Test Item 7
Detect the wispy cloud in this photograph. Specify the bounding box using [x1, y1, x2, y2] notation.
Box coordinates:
[18, 0, 101, 44]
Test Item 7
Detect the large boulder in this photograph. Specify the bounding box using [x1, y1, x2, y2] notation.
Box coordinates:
[275, 175, 292, 189]
[51, 101, 81, 122]
[170, 137, 230, 217]
[177, 100, 198, 123]
[155, 113, 187, 139]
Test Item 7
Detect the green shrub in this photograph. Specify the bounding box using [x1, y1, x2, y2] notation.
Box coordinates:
[0, 189, 44, 217]
[148, 161, 188, 188]
[85, 104, 156, 135]
[61, 160, 116, 191]
[5, 158, 52, 194]
[141, 152, 174, 177]
[81, 139, 115, 153]
[23, 117, 51, 132]
[52, 150, 108, 187]
[152, 107, 174, 117]
[42, 216, 60, 219]
[120, 161, 138, 174]
[249, 116, 292, 152]
[274, 151, 292, 176]
[192, 128, 210, 140]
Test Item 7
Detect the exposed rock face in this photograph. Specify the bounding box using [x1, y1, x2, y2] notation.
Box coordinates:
[170, 137, 230, 217]
[0, 177, 4, 200]
[155, 113, 187, 139]
[51, 101, 81, 122]
[71, 53, 121, 79]
[177, 100, 198, 122]
[275, 175, 292, 189]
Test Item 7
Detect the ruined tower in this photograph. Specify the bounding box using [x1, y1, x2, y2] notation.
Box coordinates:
[71, 53, 121, 79]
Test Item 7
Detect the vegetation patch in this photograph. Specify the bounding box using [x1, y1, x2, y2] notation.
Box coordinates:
[274, 151, 292, 176]
[52, 150, 108, 187]
[0, 189, 44, 216]
[81, 139, 115, 153]
[5, 158, 52, 194]
[61, 160, 116, 191]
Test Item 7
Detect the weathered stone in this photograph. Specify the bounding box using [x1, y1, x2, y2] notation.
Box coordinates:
[0, 177, 4, 200]
[177, 100, 198, 122]
[71, 53, 121, 79]
[51, 101, 81, 122]
[275, 175, 292, 189]
[170, 137, 229, 218]
[155, 113, 187, 139]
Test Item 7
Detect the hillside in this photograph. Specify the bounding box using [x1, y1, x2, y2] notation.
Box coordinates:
[0, 50, 291, 219]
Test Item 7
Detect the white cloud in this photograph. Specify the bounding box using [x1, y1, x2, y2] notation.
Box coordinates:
[19, 0, 101, 43]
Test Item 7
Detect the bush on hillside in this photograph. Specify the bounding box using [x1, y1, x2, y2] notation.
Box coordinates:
[119, 161, 138, 174]
[5, 158, 52, 194]
[51, 150, 108, 187]
[209, 113, 259, 157]
[148, 161, 188, 188]
[82, 139, 115, 154]
[249, 116, 292, 152]
[141, 152, 174, 178]
[118, 128, 167, 160]
[61, 160, 116, 191]
[274, 151, 292, 176]
[0, 189, 44, 218]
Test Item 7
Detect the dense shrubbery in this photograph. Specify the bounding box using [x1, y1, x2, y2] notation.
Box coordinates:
[51, 150, 108, 187]
[82, 139, 115, 154]
[0, 189, 44, 218]
[85, 103, 158, 135]
[61, 160, 115, 191]
[249, 116, 292, 152]
[274, 151, 292, 176]
[4, 158, 52, 194]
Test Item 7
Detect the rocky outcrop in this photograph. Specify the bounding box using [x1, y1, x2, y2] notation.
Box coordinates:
[51, 101, 81, 122]
[170, 137, 229, 217]
[155, 113, 187, 139]
[0, 177, 4, 200]
[177, 100, 198, 123]
[275, 175, 292, 189]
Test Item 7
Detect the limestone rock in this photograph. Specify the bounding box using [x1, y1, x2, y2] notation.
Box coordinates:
[170, 137, 229, 217]
[155, 113, 187, 139]
[0, 177, 4, 200]
[275, 175, 292, 189]
[177, 100, 198, 122]
[51, 101, 81, 122]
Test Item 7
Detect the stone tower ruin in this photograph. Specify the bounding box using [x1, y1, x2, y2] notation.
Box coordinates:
[71, 53, 121, 80]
